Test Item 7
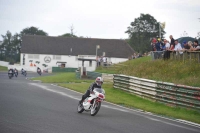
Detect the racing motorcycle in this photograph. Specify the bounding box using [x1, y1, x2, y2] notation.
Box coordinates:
[8, 70, 13, 79]
[14, 69, 18, 77]
[21, 70, 27, 77]
[37, 69, 42, 76]
[77, 88, 105, 116]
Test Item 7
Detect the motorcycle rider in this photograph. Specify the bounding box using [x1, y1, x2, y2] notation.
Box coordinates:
[8, 68, 14, 76]
[37, 67, 42, 75]
[14, 68, 18, 75]
[37, 67, 41, 72]
[79, 77, 103, 104]
[21, 68, 25, 74]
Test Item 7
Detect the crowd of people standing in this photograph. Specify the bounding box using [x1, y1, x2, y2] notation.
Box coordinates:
[151, 35, 200, 59]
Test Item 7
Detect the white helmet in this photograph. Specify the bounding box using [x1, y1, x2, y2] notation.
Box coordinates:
[95, 77, 103, 86]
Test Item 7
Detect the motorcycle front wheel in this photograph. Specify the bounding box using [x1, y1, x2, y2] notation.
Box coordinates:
[77, 102, 84, 113]
[90, 101, 101, 116]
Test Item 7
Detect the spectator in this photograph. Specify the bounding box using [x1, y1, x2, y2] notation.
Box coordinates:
[96, 56, 99, 66]
[151, 39, 157, 51]
[97, 56, 101, 67]
[192, 40, 200, 51]
[187, 41, 194, 51]
[163, 39, 170, 60]
[133, 53, 137, 59]
[156, 38, 163, 59]
[131, 54, 134, 59]
[169, 35, 175, 50]
[151, 39, 158, 59]
[103, 56, 107, 66]
[181, 41, 186, 48]
[161, 41, 166, 51]
[169, 44, 174, 51]
[173, 40, 183, 54]
[164, 39, 170, 50]
[155, 38, 162, 51]
[137, 53, 142, 58]
[183, 42, 190, 51]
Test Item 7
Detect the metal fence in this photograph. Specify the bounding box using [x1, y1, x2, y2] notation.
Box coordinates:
[151, 51, 164, 60]
[113, 74, 200, 110]
[75, 71, 102, 79]
[170, 51, 200, 63]
[151, 51, 200, 63]
[87, 71, 102, 79]
[52, 67, 77, 72]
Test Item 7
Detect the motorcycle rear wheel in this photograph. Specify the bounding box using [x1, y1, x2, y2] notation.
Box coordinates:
[90, 102, 101, 116]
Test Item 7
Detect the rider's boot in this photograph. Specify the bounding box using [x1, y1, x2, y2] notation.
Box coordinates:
[79, 95, 85, 104]
[79, 100, 83, 104]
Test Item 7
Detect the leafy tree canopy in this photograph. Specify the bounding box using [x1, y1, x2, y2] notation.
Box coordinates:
[59, 33, 78, 38]
[20, 26, 48, 36]
[125, 13, 166, 53]
[0, 31, 21, 62]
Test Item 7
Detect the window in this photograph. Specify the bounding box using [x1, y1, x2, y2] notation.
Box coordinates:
[28, 54, 39, 59]
[28, 54, 33, 59]
[53, 55, 61, 60]
[34, 54, 39, 59]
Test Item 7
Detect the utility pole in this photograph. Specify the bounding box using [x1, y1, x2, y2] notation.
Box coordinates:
[159, 22, 161, 39]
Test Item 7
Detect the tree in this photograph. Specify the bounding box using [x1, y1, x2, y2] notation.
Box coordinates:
[1, 31, 21, 62]
[59, 33, 78, 38]
[125, 14, 166, 53]
[0, 27, 48, 62]
[59, 25, 78, 38]
[20, 26, 48, 36]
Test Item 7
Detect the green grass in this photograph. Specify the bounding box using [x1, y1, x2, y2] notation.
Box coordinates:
[96, 56, 150, 74]
[32, 72, 94, 83]
[0, 66, 7, 71]
[96, 56, 200, 87]
[58, 82, 200, 124]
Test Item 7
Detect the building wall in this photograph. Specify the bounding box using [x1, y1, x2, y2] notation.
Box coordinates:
[0, 61, 9, 67]
[109, 57, 128, 64]
[20, 53, 128, 72]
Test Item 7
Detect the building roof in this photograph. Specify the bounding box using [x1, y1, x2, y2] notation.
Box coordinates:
[21, 35, 134, 58]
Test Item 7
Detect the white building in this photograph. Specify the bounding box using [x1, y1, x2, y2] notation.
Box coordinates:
[20, 35, 134, 72]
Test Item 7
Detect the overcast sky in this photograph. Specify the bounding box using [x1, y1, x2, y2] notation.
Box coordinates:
[0, 0, 200, 41]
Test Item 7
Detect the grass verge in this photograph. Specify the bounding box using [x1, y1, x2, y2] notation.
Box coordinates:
[58, 82, 200, 124]
[0, 66, 7, 71]
[31, 72, 200, 124]
[96, 56, 200, 87]
[32, 72, 94, 83]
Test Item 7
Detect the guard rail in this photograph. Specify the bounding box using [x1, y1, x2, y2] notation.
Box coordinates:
[113, 74, 200, 110]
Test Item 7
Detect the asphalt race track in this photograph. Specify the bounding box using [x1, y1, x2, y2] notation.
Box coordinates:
[0, 72, 200, 133]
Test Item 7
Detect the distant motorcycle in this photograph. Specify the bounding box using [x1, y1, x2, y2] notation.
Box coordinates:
[21, 70, 27, 77]
[37, 69, 42, 76]
[77, 88, 105, 116]
[8, 70, 13, 79]
[14, 70, 18, 77]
